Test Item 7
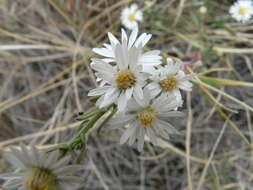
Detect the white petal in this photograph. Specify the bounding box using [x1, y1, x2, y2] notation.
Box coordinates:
[156, 119, 179, 135]
[142, 34, 152, 47]
[147, 82, 160, 90]
[114, 44, 125, 69]
[134, 33, 147, 47]
[51, 155, 70, 170]
[30, 146, 41, 166]
[133, 84, 143, 100]
[149, 87, 162, 99]
[125, 87, 134, 100]
[4, 152, 26, 169]
[117, 92, 128, 112]
[110, 114, 135, 125]
[142, 66, 157, 73]
[172, 89, 183, 104]
[135, 10, 143, 21]
[108, 32, 119, 46]
[88, 86, 111, 96]
[157, 111, 184, 118]
[44, 151, 59, 169]
[20, 144, 32, 165]
[146, 127, 157, 145]
[129, 46, 141, 69]
[91, 62, 115, 74]
[101, 58, 115, 63]
[128, 123, 138, 146]
[120, 125, 137, 145]
[96, 71, 115, 84]
[3, 179, 22, 189]
[9, 147, 28, 167]
[0, 172, 22, 179]
[92, 48, 114, 58]
[177, 81, 193, 91]
[137, 127, 145, 151]
[58, 176, 83, 184]
[128, 27, 138, 48]
[121, 28, 128, 43]
[100, 90, 119, 107]
[127, 99, 141, 111]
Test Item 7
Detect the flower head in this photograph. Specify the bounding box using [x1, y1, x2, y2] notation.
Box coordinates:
[229, 0, 253, 22]
[146, 58, 194, 106]
[110, 92, 183, 151]
[89, 29, 162, 112]
[121, 4, 143, 30]
[199, 6, 207, 14]
[88, 52, 146, 112]
[1, 145, 82, 190]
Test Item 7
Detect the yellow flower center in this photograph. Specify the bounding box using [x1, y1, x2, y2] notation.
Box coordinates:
[159, 76, 177, 91]
[24, 167, 57, 190]
[115, 69, 136, 89]
[137, 107, 156, 126]
[239, 7, 248, 15]
[127, 13, 136, 21]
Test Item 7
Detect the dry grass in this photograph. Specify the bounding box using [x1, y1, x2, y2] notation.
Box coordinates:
[1, 0, 253, 189]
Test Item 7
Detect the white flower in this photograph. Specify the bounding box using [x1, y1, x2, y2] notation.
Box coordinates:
[1, 145, 82, 190]
[89, 29, 162, 112]
[110, 92, 184, 151]
[121, 4, 143, 30]
[88, 48, 147, 112]
[199, 6, 207, 14]
[92, 28, 162, 73]
[229, 0, 253, 22]
[146, 58, 194, 106]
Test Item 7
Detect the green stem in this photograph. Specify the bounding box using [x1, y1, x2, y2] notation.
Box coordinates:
[48, 105, 113, 153]
[71, 108, 107, 141]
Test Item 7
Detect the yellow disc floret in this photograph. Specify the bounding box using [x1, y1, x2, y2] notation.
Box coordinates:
[239, 7, 248, 15]
[116, 69, 136, 90]
[127, 13, 136, 21]
[137, 107, 156, 126]
[159, 76, 177, 91]
[24, 167, 57, 190]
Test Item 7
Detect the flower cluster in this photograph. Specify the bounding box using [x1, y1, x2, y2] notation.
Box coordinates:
[89, 28, 194, 151]
[229, 0, 253, 22]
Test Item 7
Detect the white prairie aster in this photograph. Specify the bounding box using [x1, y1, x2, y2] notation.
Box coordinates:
[88, 47, 147, 112]
[110, 92, 184, 152]
[1, 145, 82, 190]
[92, 28, 162, 73]
[121, 4, 143, 30]
[146, 58, 194, 106]
[229, 0, 253, 22]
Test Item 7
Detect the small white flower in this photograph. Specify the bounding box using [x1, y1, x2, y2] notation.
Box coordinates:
[92, 28, 162, 73]
[1, 145, 82, 190]
[146, 58, 194, 106]
[121, 4, 143, 30]
[199, 6, 207, 14]
[229, 0, 253, 22]
[110, 92, 184, 151]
